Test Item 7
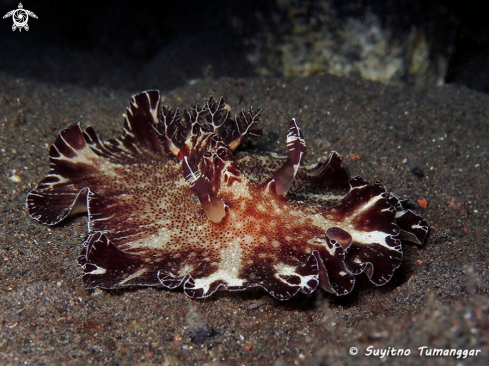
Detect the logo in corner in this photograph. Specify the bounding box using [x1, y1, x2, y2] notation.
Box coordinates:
[3, 3, 38, 32]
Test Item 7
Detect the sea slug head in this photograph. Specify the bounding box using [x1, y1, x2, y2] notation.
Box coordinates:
[156, 97, 262, 223]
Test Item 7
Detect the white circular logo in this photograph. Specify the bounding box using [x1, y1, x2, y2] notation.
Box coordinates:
[2, 3, 38, 32]
[349, 347, 359, 355]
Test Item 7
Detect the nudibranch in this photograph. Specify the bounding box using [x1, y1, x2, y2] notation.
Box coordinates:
[26, 90, 428, 300]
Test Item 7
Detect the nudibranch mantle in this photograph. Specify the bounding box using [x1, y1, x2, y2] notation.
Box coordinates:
[26, 90, 428, 300]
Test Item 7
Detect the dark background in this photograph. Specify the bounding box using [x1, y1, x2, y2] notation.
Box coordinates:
[0, 0, 488, 92]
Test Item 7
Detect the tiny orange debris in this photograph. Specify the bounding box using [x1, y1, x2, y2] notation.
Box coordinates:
[417, 198, 428, 209]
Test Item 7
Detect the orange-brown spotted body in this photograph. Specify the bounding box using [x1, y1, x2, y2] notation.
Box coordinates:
[26, 91, 428, 300]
